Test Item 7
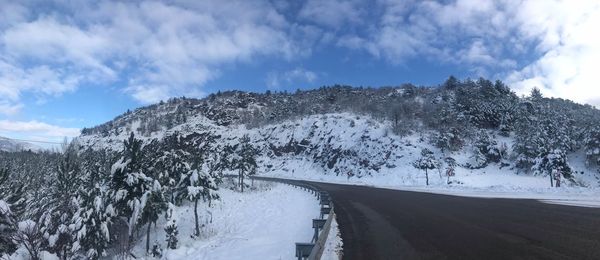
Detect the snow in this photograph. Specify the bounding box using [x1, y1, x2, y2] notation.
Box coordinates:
[6, 248, 59, 260]
[261, 161, 600, 207]
[321, 216, 342, 260]
[0, 199, 10, 213]
[83, 112, 600, 209]
[17, 220, 36, 232]
[132, 181, 320, 260]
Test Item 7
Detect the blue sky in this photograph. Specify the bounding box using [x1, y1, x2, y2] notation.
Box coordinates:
[0, 0, 599, 145]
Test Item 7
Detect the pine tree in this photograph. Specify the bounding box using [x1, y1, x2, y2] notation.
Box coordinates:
[534, 149, 573, 187]
[234, 135, 257, 192]
[110, 132, 165, 254]
[413, 149, 439, 186]
[110, 132, 144, 219]
[71, 184, 114, 260]
[472, 131, 500, 168]
[41, 145, 81, 260]
[140, 180, 167, 253]
[0, 166, 26, 257]
[584, 126, 600, 166]
[155, 134, 192, 205]
[0, 199, 17, 256]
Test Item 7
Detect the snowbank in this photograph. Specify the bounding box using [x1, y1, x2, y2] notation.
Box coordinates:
[321, 216, 342, 260]
[261, 158, 600, 208]
[133, 181, 320, 259]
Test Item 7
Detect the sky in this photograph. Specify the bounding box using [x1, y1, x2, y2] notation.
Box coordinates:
[0, 0, 599, 145]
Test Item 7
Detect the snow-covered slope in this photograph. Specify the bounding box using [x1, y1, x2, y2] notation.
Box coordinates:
[78, 111, 600, 191]
[0, 136, 41, 152]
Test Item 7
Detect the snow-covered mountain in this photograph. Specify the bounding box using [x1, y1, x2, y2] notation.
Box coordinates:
[0, 137, 41, 152]
[77, 81, 600, 189]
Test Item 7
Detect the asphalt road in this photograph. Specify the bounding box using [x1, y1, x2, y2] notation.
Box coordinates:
[301, 181, 600, 260]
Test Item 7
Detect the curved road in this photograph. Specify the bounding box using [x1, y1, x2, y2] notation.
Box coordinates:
[298, 181, 600, 260]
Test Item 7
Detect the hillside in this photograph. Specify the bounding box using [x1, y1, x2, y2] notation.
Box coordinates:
[77, 78, 600, 189]
[0, 137, 41, 152]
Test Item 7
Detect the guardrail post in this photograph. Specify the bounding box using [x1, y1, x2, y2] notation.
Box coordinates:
[320, 195, 330, 207]
[295, 243, 314, 260]
[320, 206, 332, 219]
[312, 219, 327, 242]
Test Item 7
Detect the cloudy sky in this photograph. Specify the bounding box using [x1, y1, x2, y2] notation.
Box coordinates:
[0, 0, 599, 144]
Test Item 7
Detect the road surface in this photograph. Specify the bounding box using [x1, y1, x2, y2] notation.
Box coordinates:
[300, 181, 600, 260]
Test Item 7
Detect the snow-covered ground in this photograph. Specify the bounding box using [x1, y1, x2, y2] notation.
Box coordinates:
[261, 158, 600, 208]
[321, 216, 342, 260]
[131, 180, 320, 260]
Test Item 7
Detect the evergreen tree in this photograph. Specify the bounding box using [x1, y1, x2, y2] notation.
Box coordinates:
[154, 134, 192, 205]
[584, 126, 600, 166]
[233, 135, 257, 192]
[110, 132, 144, 219]
[71, 184, 114, 260]
[0, 167, 20, 256]
[0, 198, 17, 256]
[413, 149, 439, 186]
[110, 132, 165, 254]
[42, 145, 81, 260]
[472, 131, 501, 168]
[534, 149, 573, 187]
[140, 180, 167, 254]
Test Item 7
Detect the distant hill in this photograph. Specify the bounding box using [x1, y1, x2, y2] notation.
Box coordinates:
[77, 77, 600, 187]
[0, 136, 41, 152]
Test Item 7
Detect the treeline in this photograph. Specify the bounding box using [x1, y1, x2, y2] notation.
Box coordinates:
[0, 132, 257, 259]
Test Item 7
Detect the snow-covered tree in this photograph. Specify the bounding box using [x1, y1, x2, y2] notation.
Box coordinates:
[471, 131, 501, 168]
[413, 149, 439, 186]
[110, 132, 166, 254]
[534, 149, 573, 187]
[157, 135, 193, 205]
[584, 127, 600, 167]
[182, 166, 219, 237]
[0, 166, 26, 257]
[233, 135, 257, 192]
[41, 146, 81, 260]
[140, 180, 167, 253]
[71, 184, 114, 260]
[0, 199, 17, 256]
[431, 128, 464, 153]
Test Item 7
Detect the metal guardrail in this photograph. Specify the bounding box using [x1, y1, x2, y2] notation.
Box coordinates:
[237, 176, 336, 260]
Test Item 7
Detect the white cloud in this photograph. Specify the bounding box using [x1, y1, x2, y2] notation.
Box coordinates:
[299, 0, 364, 28]
[267, 68, 318, 89]
[506, 0, 600, 106]
[1, 0, 598, 110]
[0, 101, 22, 116]
[0, 0, 301, 106]
[336, 0, 600, 106]
[349, 0, 521, 70]
[0, 120, 80, 138]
